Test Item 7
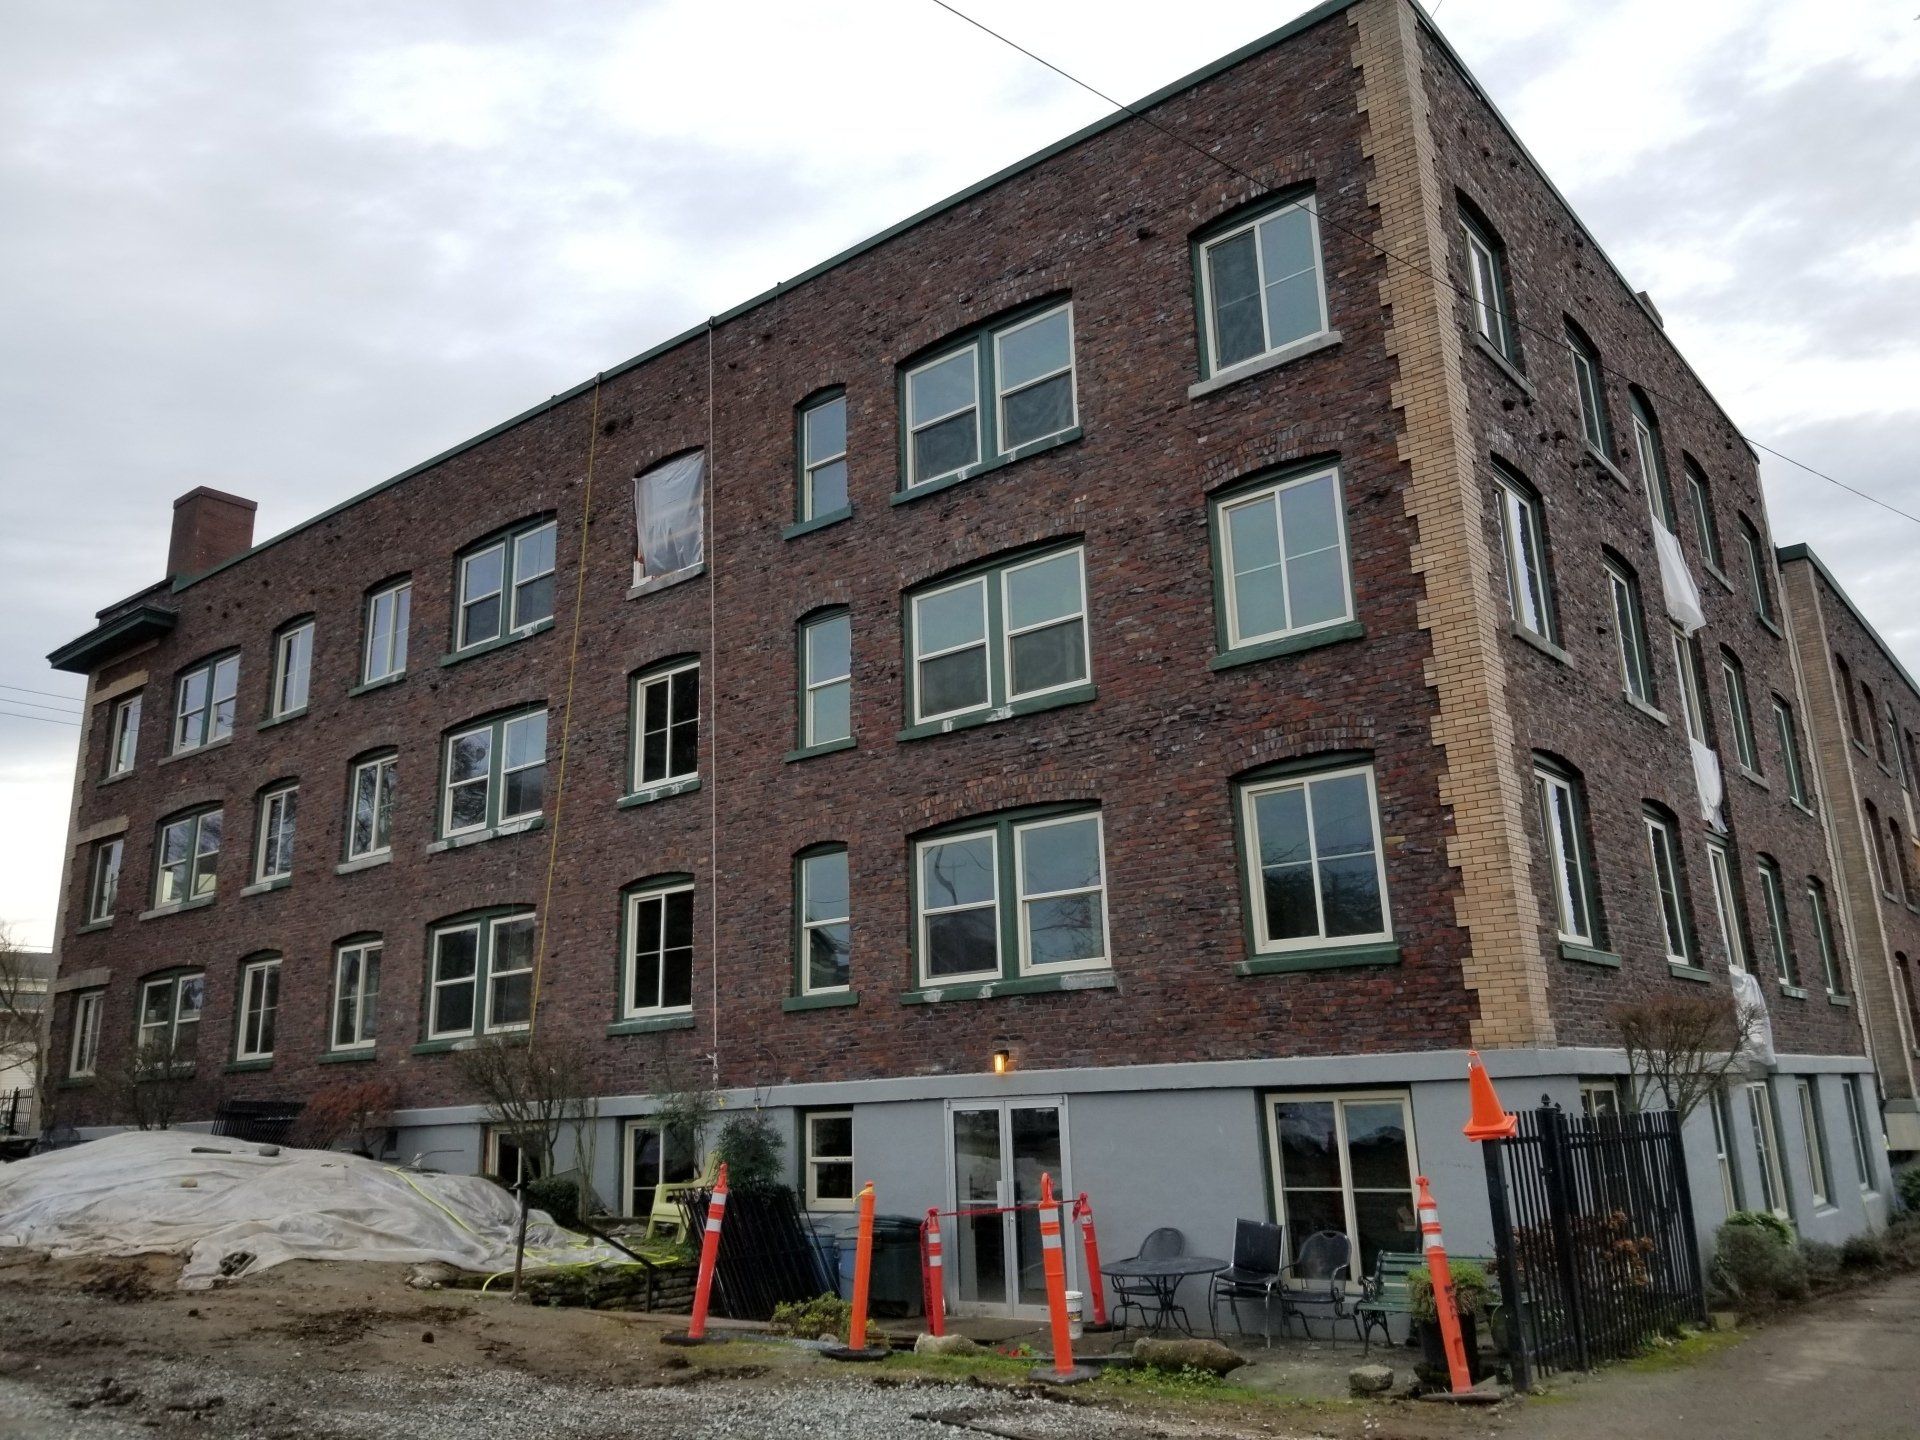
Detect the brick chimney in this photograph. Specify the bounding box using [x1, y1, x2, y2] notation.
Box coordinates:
[167, 487, 257, 579]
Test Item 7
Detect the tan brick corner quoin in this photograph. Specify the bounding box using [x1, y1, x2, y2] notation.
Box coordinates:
[1350, 0, 1554, 1049]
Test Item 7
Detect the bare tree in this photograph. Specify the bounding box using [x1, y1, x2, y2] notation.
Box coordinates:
[454, 1034, 598, 1183]
[1614, 991, 1765, 1121]
[294, 1078, 400, 1156]
[106, 1040, 194, 1131]
[0, 926, 53, 1134]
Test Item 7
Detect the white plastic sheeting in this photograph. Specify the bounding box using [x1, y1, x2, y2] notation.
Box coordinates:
[1730, 968, 1777, 1065]
[1654, 525, 1706, 635]
[1691, 738, 1727, 831]
[633, 450, 705, 582]
[0, 1131, 624, 1290]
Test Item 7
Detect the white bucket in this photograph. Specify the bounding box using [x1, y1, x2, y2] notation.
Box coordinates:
[1064, 1290, 1084, 1339]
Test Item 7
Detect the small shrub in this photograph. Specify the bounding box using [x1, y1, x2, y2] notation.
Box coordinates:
[1408, 1260, 1495, 1322]
[714, 1112, 787, 1195]
[1722, 1209, 1795, 1246]
[1107, 1364, 1224, 1397]
[525, 1176, 581, 1231]
[1896, 1166, 1920, 1215]
[1839, 1232, 1887, 1270]
[769, 1293, 881, 1345]
[1798, 1239, 1842, 1287]
[1886, 1215, 1920, 1269]
[1712, 1223, 1808, 1310]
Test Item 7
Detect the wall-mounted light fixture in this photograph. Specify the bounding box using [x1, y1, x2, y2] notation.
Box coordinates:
[991, 1048, 1014, 1076]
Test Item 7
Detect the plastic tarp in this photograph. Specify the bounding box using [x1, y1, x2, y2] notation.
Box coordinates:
[0, 1130, 625, 1290]
[633, 450, 705, 583]
[1691, 738, 1727, 831]
[1654, 525, 1706, 635]
[1730, 968, 1777, 1065]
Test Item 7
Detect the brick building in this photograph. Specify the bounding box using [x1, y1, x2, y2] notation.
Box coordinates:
[43, 0, 1893, 1317]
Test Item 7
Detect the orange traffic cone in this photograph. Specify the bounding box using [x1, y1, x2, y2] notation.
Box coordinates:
[1462, 1049, 1517, 1141]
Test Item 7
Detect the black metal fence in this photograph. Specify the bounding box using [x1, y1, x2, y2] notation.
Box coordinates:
[1482, 1101, 1707, 1386]
[676, 1187, 832, 1320]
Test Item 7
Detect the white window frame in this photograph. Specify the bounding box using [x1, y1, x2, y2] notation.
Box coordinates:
[1721, 653, 1758, 772]
[154, 808, 220, 908]
[441, 710, 547, 837]
[69, 991, 103, 1079]
[331, 940, 381, 1053]
[632, 661, 700, 790]
[623, 880, 696, 1019]
[622, 1118, 698, 1220]
[254, 784, 298, 884]
[1796, 1078, 1831, 1209]
[1568, 332, 1608, 453]
[510, 520, 557, 632]
[801, 613, 852, 749]
[800, 393, 848, 521]
[1197, 195, 1331, 377]
[1240, 763, 1393, 955]
[908, 547, 1090, 726]
[499, 711, 546, 824]
[1216, 466, 1356, 652]
[1535, 767, 1595, 945]
[456, 541, 507, 650]
[990, 302, 1079, 453]
[1745, 1081, 1788, 1220]
[1644, 812, 1693, 965]
[1739, 521, 1776, 624]
[1631, 405, 1668, 530]
[1808, 879, 1844, 996]
[903, 346, 982, 490]
[429, 912, 536, 1040]
[915, 827, 1001, 986]
[1710, 1089, 1740, 1214]
[442, 723, 494, 838]
[1758, 858, 1799, 988]
[1606, 561, 1653, 704]
[1842, 1077, 1877, 1194]
[173, 654, 238, 753]
[1706, 839, 1748, 974]
[87, 838, 122, 924]
[1463, 221, 1511, 358]
[1580, 1081, 1623, 1118]
[1685, 465, 1723, 570]
[910, 574, 990, 725]
[137, 971, 203, 1059]
[362, 580, 412, 684]
[1012, 811, 1112, 977]
[1670, 625, 1707, 745]
[271, 620, 314, 718]
[802, 1109, 856, 1212]
[1263, 1089, 1419, 1280]
[798, 848, 851, 997]
[1773, 698, 1807, 806]
[236, 957, 280, 1062]
[1495, 474, 1554, 642]
[107, 694, 140, 776]
[347, 754, 398, 861]
[998, 548, 1090, 709]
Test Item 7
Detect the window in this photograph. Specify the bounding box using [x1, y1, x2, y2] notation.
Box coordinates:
[332, 939, 381, 1052]
[1580, 1081, 1623, 1119]
[1461, 210, 1518, 364]
[271, 620, 313, 718]
[1710, 1089, 1742, 1214]
[1629, 392, 1671, 530]
[1535, 761, 1598, 946]
[1720, 650, 1759, 772]
[798, 392, 848, 521]
[631, 661, 699, 791]
[1836, 654, 1863, 744]
[908, 546, 1089, 725]
[1495, 471, 1555, 642]
[1606, 558, 1654, 704]
[1808, 878, 1844, 996]
[1866, 802, 1891, 895]
[1239, 763, 1392, 954]
[1683, 462, 1724, 571]
[346, 754, 397, 861]
[1796, 1079, 1831, 1209]
[1643, 808, 1694, 965]
[1745, 1082, 1788, 1218]
[914, 809, 1111, 985]
[633, 452, 705, 582]
[1213, 465, 1354, 654]
[1864, 684, 1885, 764]
[1843, 1076, 1878, 1193]
[457, 518, 556, 650]
[106, 694, 140, 776]
[136, 971, 204, 1060]
[802, 1110, 855, 1211]
[1891, 819, 1913, 905]
[1773, 697, 1808, 806]
[799, 613, 852, 749]
[1885, 701, 1905, 783]
[253, 784, 298, 884]
[486, 1129, 544, 1186]
[1567, 323, 1611, 454]
[1265, 1092, 1418, 1277]
[623, 879, 694, 1017]
[1907, 729, 1920, 794]
[1738, 518, 1776, 626]
[362, 579, 411, 683]
[236, 956, 280, 1062]
[1705, 839, 1749, 973]
[86, 838, 122, 924]
[429, 911, 535, 1039]
[68, 991, 103, 1079]
[442, 709, 546, 836]
[154, 807, 221, 908]
[797, 847, 851, 995]
[1670, 625, 1708, 745]
[1757, 857, 1799, 987]
[1198, 195, 1329, 376]
[625, 1120, 697, 1220]
[902, 303, 1078, 490]
[173, 653, 238, 752]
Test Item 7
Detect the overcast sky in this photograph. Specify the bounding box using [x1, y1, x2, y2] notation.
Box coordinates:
[3, 0, 1917, 949]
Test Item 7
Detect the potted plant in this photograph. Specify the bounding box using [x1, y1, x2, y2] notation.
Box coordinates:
[1408, 1261, 1493, 1385]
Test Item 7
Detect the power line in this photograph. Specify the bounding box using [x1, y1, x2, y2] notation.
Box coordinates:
[0, 707, 79, 727]
[0, 682, 83, 708]
[924, 0, 1920, 530]
[0, 694, 84, 717]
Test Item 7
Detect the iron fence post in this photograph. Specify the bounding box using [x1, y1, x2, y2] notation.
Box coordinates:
[1537, 1104, 1591, 1370]
[1662, 1110, 1710, 1324]
[1481, 1135, 1532, 1392]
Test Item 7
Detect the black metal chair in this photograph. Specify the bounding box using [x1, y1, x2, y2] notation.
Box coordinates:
[1208, 1218, 1284, 1347]
[1278, 1229, 1352, 1339]
[1111, 1226, 1186, 1332]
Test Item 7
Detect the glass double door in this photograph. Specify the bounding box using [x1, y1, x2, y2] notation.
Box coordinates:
[946, 1098, 1069, 1317]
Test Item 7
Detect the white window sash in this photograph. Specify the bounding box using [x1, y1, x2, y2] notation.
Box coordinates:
[237, 961, 279, 1061]
[802, 398, 848, 517]
[803, 1111, 855, 1211]
[429, 925, 482, 1039]
[109, 696, 140, 775]
[484, 915, 535, 1033]
[904, 348, 982, 488]
[1012, 813, 1111, 975]
[1798, 1081, 1829, 1207]
[348, 758, 396, 859]
[1722, 660, 1756, 770]
[1264, 1090, 1419, 1275]
[458, 543, 506, 648]
[803, 617, 852, 748]
[1707, 843, 1747, 973]
[911, 577, 991, 725]
[634, 665, 699, 787]
[364, 582, 411, 682]
[1607, 566, 1649, 701]
[1671, 627, 1706, 743]
[1199, 197, 1331, 375]
[509, 522, 557, 631]
[1464, 226, 1506, 351]
[1497, 479, 1552, 640]
[1645, 818, 1691, 964]
[499, 712, 547, 823]
[624, 885, 695, 1017]
[1219, 468, 1354, 650]
[70, 993, 101, 1077]
[991, 303, 1078, 451]
[998, 549, 1090, 705]
[1242, 764, 1393, 954]
[1632, 412, 1666, 528]
[1537, 772, 1592, 945]
[916, 829, 1001, 985]
[273, 624, 312, 716]
[332, 943, 380, 1051]
[254, 787, 297, 882]
[1747, 1083, 1788, 1218]
[800, 853, 851, 996]
[1570, 343, 1605, 450]
[442, 726, 494, 836]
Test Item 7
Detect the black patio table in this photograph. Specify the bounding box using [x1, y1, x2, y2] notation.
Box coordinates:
[1101, 1254, 1228, 1336]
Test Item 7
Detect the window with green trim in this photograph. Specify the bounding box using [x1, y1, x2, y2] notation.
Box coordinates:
[86, 837, 122, 923]
[1196, 194, 1329, 376]
[623, 878, 694, 1017]
[633, 452, 705, 583]
[332, 938, 381, 1052]
[137, 970, 203, 1060]
[154, 806, 221, 908]
[1237, 762, 1391, 954]
[802, 1110, 855, 1211]
[914, 809, 1110, 987]
[1495, 469, 1555, 643]
[1842, 1076, 1877, 1193]
[1772, 696, 1808, 805]
[902, 301, 1077, 490]
[1738, 517, 1776, 626]
[1534, 757, 1599, 947]
[798, 392, 848, 521]
[1605, 555, 1655, 705]
[1629, 391, 1672, 532]
[1757, 856, 1799, 987]
[442, 708, 546, 836]
[1566, 321, 1611, 455]
[236, 955, 280, 1061]
[1461, 206, 1519, 366]
[68, 990, 103, 1079]
[1706, 838, 1750, 974]
[172, 652, 238, 753]
[631, 660, 699, 791]
[1683, 461, 1724, 571]
[106, 693, 141, 776]
[799, 614, 851, 749]
[456, 517, 555, 651]
[907, 545, 1088, 726]
[253, 782, 298, 883]
[1211, 464, 1353, 656]
[429, 910, 535, 1038]
[362, 578, 411, 683]
[1808, 877, 1844, 996]
[1796, 1078, 1831, 1208]
[271, 618, 313, 718]
[797, 847, 850, 996]
[1720, 648, 1759, 773]
[346, 752, 397, 860]
[1642, 805, 1695, 965]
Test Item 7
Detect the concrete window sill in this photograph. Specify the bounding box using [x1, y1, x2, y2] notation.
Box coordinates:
[1509, 625, 1572, 666]
[617, 776, 702, 809]
[336, 852, 393, 876]
[1188, 331, 1342, 400]
[426, 815, 544, 853]
[900, 971, 1116, 1004]
[1623, 694, 1671, 728]
[1470, 332, 1535, 397]
[607, 1013, 696, 1036]
[239, 876, 292, 898]
[438, 618, 554, 668]
[257, 707, 308, 733]
[347, 672, 407, 698]
[782, 991, 858, 1013]
[1585, 447, 1633, 491]
[891, 427, 1084, 507]
[1236, 942, 1401, 976]
[1558, 942, 1622, 968]
[782, 506, 853, 541]
[139, 896, 216, 921]
[1210, 621, 1364, 673]
[898, 684, 1095, 742]
[161, 735, 233, 767]
[785, 737, 856, 764]
[628, 564, 704, 601]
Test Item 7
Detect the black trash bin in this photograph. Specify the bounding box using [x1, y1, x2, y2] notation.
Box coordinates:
[865, 1215, 926, 1318]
